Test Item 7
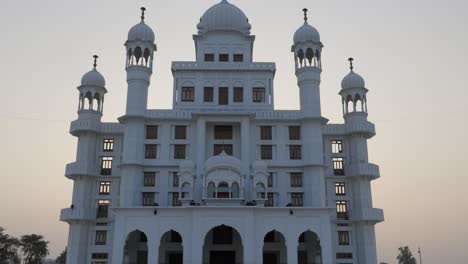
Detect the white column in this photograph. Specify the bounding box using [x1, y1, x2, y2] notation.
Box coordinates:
[243, 213, 256, 264]
[148, 239, 159, 264]
[196, 117, 206, 202]
[286, 237, 298, 264]
[240, 117, 250, 199]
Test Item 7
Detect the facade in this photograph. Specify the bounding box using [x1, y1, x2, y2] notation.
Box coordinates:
[60, 1, 384, 264]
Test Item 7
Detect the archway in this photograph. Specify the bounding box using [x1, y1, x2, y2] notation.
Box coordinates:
[202, 225, 243, 264]
[263, 230, 287, 264]
[159, 230, 183, 264]
[297, 231, 322, 264]
[123, 230, 148, 264]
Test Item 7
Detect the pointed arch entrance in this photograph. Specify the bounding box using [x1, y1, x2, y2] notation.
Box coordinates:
[123, 230, 148, 264]
[159, 230, 183, 264]
[298, 231, 322, 264]
[263, 230, 287, 264]
[202, 225, 243, 264]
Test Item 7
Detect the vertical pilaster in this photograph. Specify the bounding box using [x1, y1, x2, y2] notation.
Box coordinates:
[196, 117, 206, 202]
[287, 236, 298, 264]
[240, 117, 251, 199]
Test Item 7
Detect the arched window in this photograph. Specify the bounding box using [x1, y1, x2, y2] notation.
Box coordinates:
[217, 182, 230, 198]
[134, 47, 142, 65]
[181, 182, 191, 199]
[355, 94, 363, 112]
[298, 49, 305, 67]
[85, 92, 93, 110]
[127, 48, 133, 66]
[143, 48, 151, 66]
[306, 48, 314, 66]
[346, 95, 353, 113]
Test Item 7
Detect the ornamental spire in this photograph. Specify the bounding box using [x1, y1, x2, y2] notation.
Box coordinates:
[348, 57, 354, 71]
[303, 8, 308, 22]
[140, 7, 146, 21]
[93, 55, 98, 69]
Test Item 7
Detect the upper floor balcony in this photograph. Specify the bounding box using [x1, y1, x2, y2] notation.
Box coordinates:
[350, 208, 384, 223]
[65, 162, 98, 179]
[347, 163, 380, 180]
[60, 208, 94, 223]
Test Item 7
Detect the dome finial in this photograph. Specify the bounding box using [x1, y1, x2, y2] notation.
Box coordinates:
[93, 55, 98, 69]
[348, 57, 354, 71]
[140, 7, 146, 21]
[303, 8, 308, 22]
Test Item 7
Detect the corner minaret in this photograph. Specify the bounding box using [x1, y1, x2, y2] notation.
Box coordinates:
[78, 55, 107, 118]
[292, 8, 323, 118]
[124, 7, 157, 116]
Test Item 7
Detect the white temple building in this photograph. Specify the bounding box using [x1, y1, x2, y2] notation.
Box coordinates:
[60, 1, 384, 264]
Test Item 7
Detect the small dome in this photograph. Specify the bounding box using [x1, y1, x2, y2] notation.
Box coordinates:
[341, 71, 365, 90]
[81, 69, 105, 87]
[205, 151, 242, 171]
[293, 22, 320, 44]
[128, 21, 155, 43]
[197, 0, 251, 35]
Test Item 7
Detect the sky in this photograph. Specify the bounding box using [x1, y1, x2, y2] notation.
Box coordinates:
[0, 0, 467, 262]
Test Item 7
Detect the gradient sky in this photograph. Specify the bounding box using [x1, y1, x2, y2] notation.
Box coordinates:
[0, 0, 467, 262]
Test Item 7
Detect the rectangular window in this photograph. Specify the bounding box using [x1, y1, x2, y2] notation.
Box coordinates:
[289, 126, 301, 140]
[96, 200, 109, 218]
[214, 125, 233, 139]
[332, 140, 343, 154]
[181, 87, 194, 102]
[142, 192, 155, 206]
[145, 144, 157, 159]
[267, 172, 273, 188]
[103, 139, 114, 152]
[265, 192, 274, 207]
[218, 87, 228, 105]
[172, 172, 179, 187]
[100, 157, 113, 175]
[233, 87, 243, 102]
[174, 144, 186, 159]
[233, 54, 244, 62]
[95, 231, 107, 245]
[175, 125, 187, 139]
[219, 54, 229, 62]
[291, 193, 304, 207]
[260, 126, 272, 140]
[172, 192, 181, 206]
[290, 172, 303, 187]
[336, 253, 353, 259]
[143, 172, 156, 187]
[99, 181, 111, 195]
[289, 145, 302, 160]
[335, 182, 346, 196]
[204, 53, 214, 62]
[146, 125, 158, 139]
[261, 145, 273, 160]
[252, 87, 265, 103]
[204, 87, 214, 102]
[338, 231, 350, 245]
[336, 200, 349, 220]
[91, 253, 108, 259]
[333, 158, 345, 175]
[214, 144, 233, 156]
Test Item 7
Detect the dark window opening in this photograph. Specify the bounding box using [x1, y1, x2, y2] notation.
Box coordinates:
[218, 87, 228, 105]
[264, 231, 276, 242]
[219, 54, 229, 62]
[233, 87, 243, 102]
[338, 231, 350, 245]
[214, 125, 233, 139]
[145, 144, 157, 159]
[267, 173, 273, 187]
[265, 192, 274, 207]
[260, 126, 272, 140]
[174, 144, 186, 159]
[172, 192, 181, 206]
[100, 157, 113, 175]
[233, 54, 244, 62]
[96, 200, 109, 218]
[289, 145, 302, 160]
[172, 172, 179, 187]
[333, 158, 345, 175]
[204, 87, 214, 102]
[205, 54, 215, 62]
[142, 192, 155, 206]
[261, 145, 273, 160]
[170, 231, 182, 243]
[291, 193, 303, 207]
[212, 226, 233, 244]
[175, 126, 187, 139]
[181, 87, 194, 102]
[336, 200, 349, 220]
[253, 87, 265, 103]
[336, 253, 353, 259]
[290, 172, 303, 187]
[144, 172, 156, 187]
[103, 139, 114, 152]
[95, 231, 107, 245]
[289, 126, 301, 140]
[146, 125, 158, 139]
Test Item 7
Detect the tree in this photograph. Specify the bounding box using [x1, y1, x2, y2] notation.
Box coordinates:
[397, 246, 417, 264]
[56, 247, 67, 264]
[0, 227, 21, 264]
[20, 234, 49, 264]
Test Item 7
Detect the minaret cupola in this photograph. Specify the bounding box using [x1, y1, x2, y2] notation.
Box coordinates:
[292, 8, 323, 70]
[77, 55, 107, 113]
[340, 58, 369, 115]
[125, 7, 157, 69]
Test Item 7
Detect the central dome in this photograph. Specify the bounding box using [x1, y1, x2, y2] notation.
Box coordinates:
[197, 0, 251, 35]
